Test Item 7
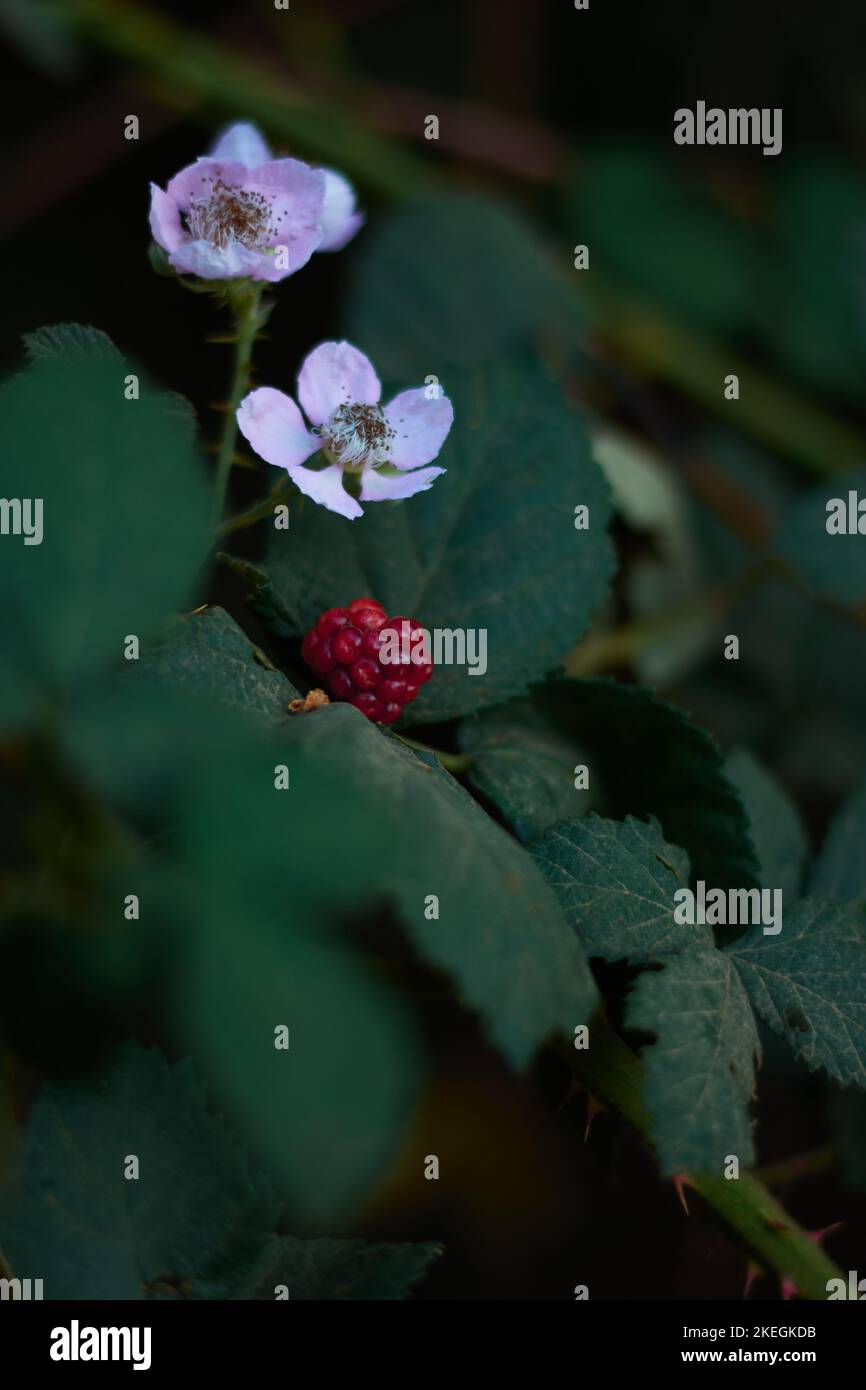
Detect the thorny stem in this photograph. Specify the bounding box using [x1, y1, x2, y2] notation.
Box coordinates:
[212, 281, 268, 526]
[557, 1014, 844, 1300]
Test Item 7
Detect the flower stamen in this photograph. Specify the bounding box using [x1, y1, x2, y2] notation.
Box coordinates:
[186, 177, 278, 251]
[318, 403, 395, 470]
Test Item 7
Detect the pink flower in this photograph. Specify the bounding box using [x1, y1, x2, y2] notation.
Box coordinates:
[317, 166, 365, 252]
[149, 122, 363, 282]
[209, 123, 364, 252]
[237, 341, 453, 520]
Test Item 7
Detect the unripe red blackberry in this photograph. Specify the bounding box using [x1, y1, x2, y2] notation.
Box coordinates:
[302, 599, 433, 722]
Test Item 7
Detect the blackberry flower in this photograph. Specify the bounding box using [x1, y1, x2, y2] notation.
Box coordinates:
[237, 340, 453, 519]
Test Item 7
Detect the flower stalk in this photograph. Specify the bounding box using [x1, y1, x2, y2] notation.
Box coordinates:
[219, 479, 296, 536]
[212, 280, 270, 524]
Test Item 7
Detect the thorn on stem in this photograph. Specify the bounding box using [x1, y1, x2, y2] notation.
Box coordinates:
[556, 1076, 582, 1116]
[584, 1095, 604, 1142]
[743, 1261, 761, 1299]
[673, 1173, 692, 1215]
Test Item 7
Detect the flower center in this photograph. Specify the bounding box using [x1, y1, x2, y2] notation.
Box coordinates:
[320, 403, 394, 470]
[186, 178, 275, 251]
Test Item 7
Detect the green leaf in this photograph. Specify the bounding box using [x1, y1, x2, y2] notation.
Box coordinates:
[179, 913, 422, 1230]
[760, 159, 866, 401]
[773, 469, 866, 605]
[532, 679, 760, 890]
[247, 361, 614, 725]
[592, 424, 713, 685]
[811, 776, 866, 906]
[268, 703, 598, 1065]
[240, 1234, 442, 1300]
[23, 321, 121, 363]
[60, 684, 253, 824]
[346, 191, 578, 375]
[626, 948, 760, 1173]
[60, 610, 298, 820]
[0, 1042, 279, 1300]
[154, 668, 585, 1211]
[173, 729, 423, 1226]
[218, 553, 299, 638]
[569, 144, 755, 333]
[459, 698, 596, 843]
[65, 698, 426, 1229]
[690, 573, 866, 804]
[0, 331, 210, 730]
[726, 898, 866, 1086]
[724, 748, 808, 900]
[532, 814, 701, 964]
[131, 606, 300, 724]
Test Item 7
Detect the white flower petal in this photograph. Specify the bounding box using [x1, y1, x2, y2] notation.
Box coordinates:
[297, 341, 381, 425]
[289, 462, 364, 519]
[383, 389, 454, 469]
[237, 388, 318, 470]
[208, 122, 271, 168]
[359, 466, 445, 503]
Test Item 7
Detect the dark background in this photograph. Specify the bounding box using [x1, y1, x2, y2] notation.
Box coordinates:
[2, 0, 865, 1298]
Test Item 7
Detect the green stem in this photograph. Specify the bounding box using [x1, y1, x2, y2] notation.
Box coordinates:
[559, 1014, 843, 1300]
[754, 1145, 838, 1189]
[220, 480, 296, 536]
[212, 282, 267, 525]
[566, 561, 770, 677]
[395, 734, 471, 775]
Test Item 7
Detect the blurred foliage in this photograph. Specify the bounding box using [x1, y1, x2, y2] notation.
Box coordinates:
[345, 192, 581, 374]
[570, 144, 757, 333]
[724, 748, 808, 901]
[809, 775, 866, 906]
[774, 469, 866, 605]
[3, 0, 866, 1301]
[762, 159, 866, 402]
[0, 1042, 440, 1298]
[570, 144, 866, 407]
[0, 326, 210, 732]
